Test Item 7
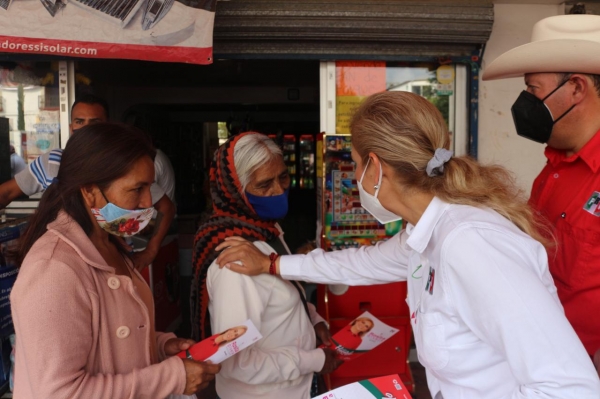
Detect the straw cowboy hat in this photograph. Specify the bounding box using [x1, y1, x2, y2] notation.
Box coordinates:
[482, 14, 600, 80]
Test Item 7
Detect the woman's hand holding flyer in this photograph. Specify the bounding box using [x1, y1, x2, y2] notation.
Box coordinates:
[177, 319, 262, 363]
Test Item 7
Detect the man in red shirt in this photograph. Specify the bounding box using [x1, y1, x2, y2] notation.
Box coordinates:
[483, 14, 600, 374]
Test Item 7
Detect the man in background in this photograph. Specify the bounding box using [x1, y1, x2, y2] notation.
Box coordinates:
[0, 94, 176, 271]
[483, 14, 600, 374]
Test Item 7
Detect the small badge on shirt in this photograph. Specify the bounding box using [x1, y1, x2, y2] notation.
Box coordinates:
[583, 191, 600, 216]
[425, 266, 435, 295]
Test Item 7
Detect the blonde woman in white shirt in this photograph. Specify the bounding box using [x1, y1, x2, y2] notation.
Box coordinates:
[215, 91, 600, 399]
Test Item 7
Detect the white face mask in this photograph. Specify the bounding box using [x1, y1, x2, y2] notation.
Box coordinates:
[357, 158, 402, 224]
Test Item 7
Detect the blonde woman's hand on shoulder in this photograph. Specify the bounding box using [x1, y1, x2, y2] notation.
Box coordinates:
[215, 236, 272, 275]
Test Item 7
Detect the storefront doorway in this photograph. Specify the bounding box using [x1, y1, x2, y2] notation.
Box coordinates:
[71, 58, 321, 251]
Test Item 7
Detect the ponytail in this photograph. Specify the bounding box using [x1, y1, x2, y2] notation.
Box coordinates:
[351, 91, 553, 248]
[435, 156, 552, 247]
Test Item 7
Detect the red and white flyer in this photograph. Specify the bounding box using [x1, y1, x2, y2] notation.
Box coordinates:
[177, 319, 262, 364]
[324, 311, 399, 361]
[313, 374, 412, 399]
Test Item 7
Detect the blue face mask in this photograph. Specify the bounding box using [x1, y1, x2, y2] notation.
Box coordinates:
[246, 188, 289, 220]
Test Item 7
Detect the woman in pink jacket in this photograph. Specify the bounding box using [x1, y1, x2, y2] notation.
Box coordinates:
[10, 123, 220, 399]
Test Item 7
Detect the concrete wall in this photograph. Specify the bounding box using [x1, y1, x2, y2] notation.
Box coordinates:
[479, 3, 564, 193]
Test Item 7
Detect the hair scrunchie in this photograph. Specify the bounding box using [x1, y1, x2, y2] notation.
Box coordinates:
[426, 148, 453, 177]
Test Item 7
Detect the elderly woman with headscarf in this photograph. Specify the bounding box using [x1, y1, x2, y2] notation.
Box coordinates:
[190, 132, 342, 399]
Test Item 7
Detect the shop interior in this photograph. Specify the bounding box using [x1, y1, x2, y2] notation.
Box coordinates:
[77, 58, 321, 253]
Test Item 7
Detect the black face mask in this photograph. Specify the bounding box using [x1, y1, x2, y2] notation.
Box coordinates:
[511, 78, 576, 143]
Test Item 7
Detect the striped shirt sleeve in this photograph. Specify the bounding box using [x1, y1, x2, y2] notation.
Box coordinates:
[14, 149, 62, 196]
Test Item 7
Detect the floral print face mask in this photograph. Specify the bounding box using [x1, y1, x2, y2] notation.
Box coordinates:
[91, 198, 154, 238]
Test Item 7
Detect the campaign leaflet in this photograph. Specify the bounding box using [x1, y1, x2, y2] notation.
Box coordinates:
[313, 374, 412, 399]
[177, 319, 262, 364]
[324, 311, 399, 361]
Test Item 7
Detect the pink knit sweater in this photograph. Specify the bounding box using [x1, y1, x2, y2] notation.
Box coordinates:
[10, 212, 187, 398]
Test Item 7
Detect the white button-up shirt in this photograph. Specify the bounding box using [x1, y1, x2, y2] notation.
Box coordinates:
[281, 197, 600, 398]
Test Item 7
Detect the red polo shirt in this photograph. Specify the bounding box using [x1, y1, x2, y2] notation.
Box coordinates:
[530, 129, 600, 355]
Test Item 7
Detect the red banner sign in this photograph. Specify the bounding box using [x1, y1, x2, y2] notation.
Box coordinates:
[0, 0, 215, 64]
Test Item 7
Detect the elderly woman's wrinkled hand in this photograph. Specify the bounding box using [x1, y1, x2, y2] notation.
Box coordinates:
[182, 359, 221, 395]
[314, 322, 333, 347]
[215, 237, 271, 276]
[164, 337, 196, 357]
[318, 348, 344, 375]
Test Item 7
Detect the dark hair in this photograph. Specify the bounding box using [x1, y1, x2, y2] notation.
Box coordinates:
[16, 123, 156, 265]
[71, 94, 110, 119]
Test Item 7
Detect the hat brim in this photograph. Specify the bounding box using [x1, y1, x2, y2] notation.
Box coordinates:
[482, 39, 600, 80]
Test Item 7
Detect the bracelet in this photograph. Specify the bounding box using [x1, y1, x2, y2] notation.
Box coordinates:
[268, 253, 279, 275]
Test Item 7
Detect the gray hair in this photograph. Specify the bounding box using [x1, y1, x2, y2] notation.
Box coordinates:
[234, 134, 283, 191]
